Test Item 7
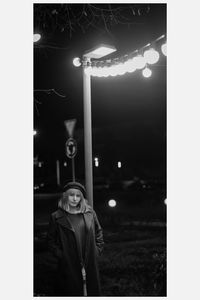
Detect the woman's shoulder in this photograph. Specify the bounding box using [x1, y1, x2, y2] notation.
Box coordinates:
[51, 208, 64, 219]
[84, 204, 98, 217]
[84, 203, 94, 213]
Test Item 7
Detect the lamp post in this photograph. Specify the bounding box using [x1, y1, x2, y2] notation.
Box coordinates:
[81, 44, 116, 207]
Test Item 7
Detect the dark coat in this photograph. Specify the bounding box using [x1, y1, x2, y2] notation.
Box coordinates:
[47, 205, 104, 296]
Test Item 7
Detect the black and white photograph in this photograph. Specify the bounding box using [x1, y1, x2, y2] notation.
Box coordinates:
[2, 1, 200, 299]
[33, 2, 166, 297]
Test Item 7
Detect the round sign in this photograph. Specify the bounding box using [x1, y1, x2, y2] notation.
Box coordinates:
[65, 138, 77, 158]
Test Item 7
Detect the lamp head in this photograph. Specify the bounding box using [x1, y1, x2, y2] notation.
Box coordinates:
[83, 44, 116, 59]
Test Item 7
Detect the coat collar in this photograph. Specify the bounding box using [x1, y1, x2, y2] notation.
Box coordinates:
[54, 209, 74, 231]
[55, 206, 93, 232]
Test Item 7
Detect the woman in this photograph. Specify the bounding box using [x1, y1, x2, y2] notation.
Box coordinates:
[47, 181, 104, 296]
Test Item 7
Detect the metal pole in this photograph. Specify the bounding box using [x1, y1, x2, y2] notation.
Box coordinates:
[72, 157, 75, 181]
[56, 159, 60, 186]
[83, 59, 93, 207]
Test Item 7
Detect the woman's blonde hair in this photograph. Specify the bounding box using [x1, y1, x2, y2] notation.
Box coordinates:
[58, 188, 87, 213]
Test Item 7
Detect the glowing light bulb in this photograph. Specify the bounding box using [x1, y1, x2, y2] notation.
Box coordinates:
[133, 55, 146, 69]
[91, 67, 98, 77]
[96, 67, 104, 77]
[161, 43, 167, 56]
[115, 63, 126, 76]
[110, 65, 118, 76]
[142, 67, 152, 78]
[94, 157, 99, 167]
[124, 59, 137, 73]
[144, 48, 160, 64]
[101, 66, 110, 77]
[33, 33, 41, 43]
[108, 199, 117, 207]
[73, 57, 81, 67]
[84, 66, 92, 75]
[117, 161, 122, 168]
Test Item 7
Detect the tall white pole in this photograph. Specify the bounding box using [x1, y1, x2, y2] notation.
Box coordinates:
[83, 59, 93, 207]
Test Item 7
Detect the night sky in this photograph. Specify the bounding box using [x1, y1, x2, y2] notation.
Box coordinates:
[34, 3, 166, 181]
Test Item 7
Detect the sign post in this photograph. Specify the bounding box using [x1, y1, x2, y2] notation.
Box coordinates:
[64, 119, 77, 181]
[64, 119, 76, 138]
[65, 138, 77, 181]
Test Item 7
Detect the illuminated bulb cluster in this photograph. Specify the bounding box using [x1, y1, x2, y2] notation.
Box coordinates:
[73, 36, 166, 80]
[84, 48, 161, 78]
[144, 48, 160, 64]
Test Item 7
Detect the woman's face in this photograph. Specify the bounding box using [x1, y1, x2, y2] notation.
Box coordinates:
[67, 188, 82, 208]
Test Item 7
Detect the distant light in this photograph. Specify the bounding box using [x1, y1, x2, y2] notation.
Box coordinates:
[73, 57, 81, 67]
[33, 33, 41, 43]
[161, 43, 167, 56]
[94, 157, 99, 167]
[164, 198, 167, 205]
[33, 130, 37, 136]
[84, 44, 116, 59]
[142, 67, 152, 78]
[38, 162, 42, 168]
[144, 48, 160, 64]
[108, 199, 117, 207]
[64, 162, 67, 167]
[117, 161, 122, 168]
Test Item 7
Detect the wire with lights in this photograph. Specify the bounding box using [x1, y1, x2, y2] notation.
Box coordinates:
[73, 34, 166, 78]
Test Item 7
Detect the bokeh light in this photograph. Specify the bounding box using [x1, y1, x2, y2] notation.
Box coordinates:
[142, 67, 152, 78]
[108, 199, 117, 207]
[133, 55, 146, 69]
[73, 57, 81, 67]
[161, 43, 167, 56]
[144, 48, 160, 64]
[33, 33, 41, 43]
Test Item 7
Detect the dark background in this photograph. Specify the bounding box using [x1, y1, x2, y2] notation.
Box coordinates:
[34, 3, 166, 188]
[34, 3, 166, 297]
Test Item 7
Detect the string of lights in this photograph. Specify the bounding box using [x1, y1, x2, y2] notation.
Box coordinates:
[73, 34, 166, 78]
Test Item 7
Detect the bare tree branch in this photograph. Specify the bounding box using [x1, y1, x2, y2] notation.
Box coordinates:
[34, 89, 67, 98]
[34, 4, 151, 41]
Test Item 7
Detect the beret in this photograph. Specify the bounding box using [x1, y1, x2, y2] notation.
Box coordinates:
[63, 181, 86, 197]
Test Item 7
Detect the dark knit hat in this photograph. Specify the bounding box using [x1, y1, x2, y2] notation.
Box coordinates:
[63, 181, 86, 197]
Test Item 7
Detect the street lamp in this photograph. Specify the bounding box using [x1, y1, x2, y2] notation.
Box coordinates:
[82, 44, 116, 207]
